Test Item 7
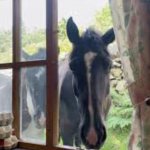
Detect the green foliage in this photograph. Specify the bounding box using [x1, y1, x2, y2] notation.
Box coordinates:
[0, 28, 46, 63]
[22, 28, 45, 55]
[107, 87, 133, 130]
[58, 18, 71, 54]
[0, 31, 12, 63]
[101, 128, 130, 150]
[93, 4, 113, 33]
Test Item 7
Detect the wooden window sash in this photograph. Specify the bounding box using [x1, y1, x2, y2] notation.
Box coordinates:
[11, 0, 57, 150]
[12, 0, 21, 140]
[0, 0, 76, 149]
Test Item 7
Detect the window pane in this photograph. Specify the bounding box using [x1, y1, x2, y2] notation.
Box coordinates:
[21, 0, 46, 61]
[0, 0, 12, 63]
[0, 69, 12, 113]
[20, 66, 46, 144]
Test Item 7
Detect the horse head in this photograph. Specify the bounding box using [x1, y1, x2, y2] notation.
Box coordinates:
[66, 17, 115, 149]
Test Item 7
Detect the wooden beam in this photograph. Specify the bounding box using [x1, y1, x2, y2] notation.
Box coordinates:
[46, 0, 58, 148]
[12, 0, 21, 139]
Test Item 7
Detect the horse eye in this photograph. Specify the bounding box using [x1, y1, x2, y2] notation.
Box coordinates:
[73, 81, 79, 97]
[103, 58, 112, 73]
[69, 60, 76, 71]
[69, 58, 82, 72]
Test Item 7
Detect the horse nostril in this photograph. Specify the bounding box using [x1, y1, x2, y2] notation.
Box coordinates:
[81, 125, 107, 149]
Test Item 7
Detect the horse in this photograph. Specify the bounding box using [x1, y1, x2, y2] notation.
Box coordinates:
[21, 48, 47, 130]
[21, 49, 81, 146]
[64, 17, 115, 149]
[22, 17, 115, 149]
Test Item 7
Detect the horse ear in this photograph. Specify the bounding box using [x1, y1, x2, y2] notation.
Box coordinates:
[102, 28, 115, 45]
[66, 17, 80, 44]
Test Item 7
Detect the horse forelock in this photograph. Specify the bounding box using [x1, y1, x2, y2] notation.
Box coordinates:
[69, 28, 110, 62]
[82, 28, 103, 43]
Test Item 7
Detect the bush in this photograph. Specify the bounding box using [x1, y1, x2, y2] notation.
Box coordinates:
[93, 4, 113, 33]
[101, 128, 130, 150]
[107, 87, 133, 130]
[58, 18, 71, 54]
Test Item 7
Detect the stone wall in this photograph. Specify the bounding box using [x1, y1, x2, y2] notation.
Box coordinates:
[108, 42, 127, 94]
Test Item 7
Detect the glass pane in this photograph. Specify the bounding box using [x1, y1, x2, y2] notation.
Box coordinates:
[0, 69, 12, 113]
[21, 0, 46, 61]
[20, 66, 46, 144]
[0, 0, 12, 63]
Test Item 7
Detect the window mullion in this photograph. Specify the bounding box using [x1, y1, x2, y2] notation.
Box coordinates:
[46, 0, 58, 148]
[12, 0, 21, 138]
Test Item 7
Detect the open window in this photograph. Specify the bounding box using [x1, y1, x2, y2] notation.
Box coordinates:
[0, 0, 69, 149]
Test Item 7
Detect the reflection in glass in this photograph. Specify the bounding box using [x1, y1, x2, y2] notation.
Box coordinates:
[21, 0, 46, 61]
[0, 0, 12, 63]
[0, 69, 12, 113]
[20, 66, 46, 144]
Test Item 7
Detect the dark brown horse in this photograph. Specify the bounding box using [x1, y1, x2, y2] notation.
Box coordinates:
[62, 17, 115, 149]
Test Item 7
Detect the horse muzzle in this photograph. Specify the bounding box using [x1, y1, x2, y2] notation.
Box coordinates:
[81, 122, 106, 149]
